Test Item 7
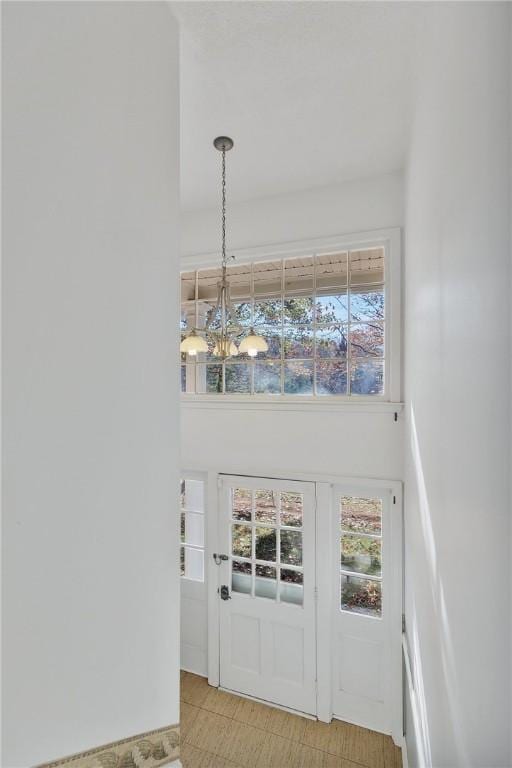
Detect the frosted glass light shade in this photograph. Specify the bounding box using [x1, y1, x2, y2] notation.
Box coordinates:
[180, 331, 208, 356]
[239, 330, 268, 357]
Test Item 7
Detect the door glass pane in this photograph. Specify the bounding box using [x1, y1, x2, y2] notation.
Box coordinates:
[233, 488, 252, 521]
[280, 569, 303, 606]
[183, 546, 204, 582]
[184, 511, 204, 548]
[182, 479, 204, 512]
[340, 574, 381, 617]
[232, 525, 252, 558]
[232, 559, 252, 595]
[255, 564, 277, 600]
[341, 496, 382, 535]
[280, 492, 303, 527]
[255, 527, 276, 562]
[280, 530, 302, 566]
[255, 490, 277, 524]
[341, 535, 381, 577]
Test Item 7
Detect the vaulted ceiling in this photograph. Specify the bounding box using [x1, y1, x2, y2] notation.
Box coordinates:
[173, 1, 422, 211]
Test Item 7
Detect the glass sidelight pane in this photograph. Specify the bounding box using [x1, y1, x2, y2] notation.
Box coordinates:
[341, 535, 381, 577]
[340, 574, 381, 617]
[280, 568, 303, 606]
[232, 525, 252, 558]
[232, 488, 252, 521]
[255, 490, 277, 524]
[182, 479, 204, 512]
[255, 527, 276, 562]
[280, 530, 302, 566]
[280, 492, 303, 527]
[184, 512, 204, 548]
[255, 564, 277, 600]
[341, 496, 382, 535]
[182, 546, 204, 582]
[232, 559, 252, 595]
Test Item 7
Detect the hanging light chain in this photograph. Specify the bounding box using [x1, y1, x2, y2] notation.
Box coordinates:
[221, 147, 227, 268]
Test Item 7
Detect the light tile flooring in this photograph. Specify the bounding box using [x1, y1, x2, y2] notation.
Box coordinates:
[180, 671, 402, 768]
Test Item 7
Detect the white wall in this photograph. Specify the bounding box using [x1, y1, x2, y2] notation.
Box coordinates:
[181, 174, 404, 677]
[2, 3, 180, 766]
[403, 4, 511, 766]
[182, 172, 403, 256]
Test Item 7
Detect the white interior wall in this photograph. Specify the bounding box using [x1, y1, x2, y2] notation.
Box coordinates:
[180, 173, 404, 677]
[403, 4, 511, 767]
[2, 3, 180, 765]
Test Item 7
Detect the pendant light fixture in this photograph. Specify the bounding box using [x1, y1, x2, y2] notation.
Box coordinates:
[180, 137, 268, 360]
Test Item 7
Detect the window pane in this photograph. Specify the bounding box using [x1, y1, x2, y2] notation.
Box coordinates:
[181, 365, 187, 393]
[180, 512, 185, 543]
[253, 260, 282, 295]
[341, 535, 381, 577]
[182, 479, 204, 512]
[315, 253, 348, 289]
[254, 361, 281, 394]
[225, 363, 251, 394]
[350, 288, 385, 321]
[316, 360, 348, 396]
[255, 564, 277, 600]
[253, 328, 281, 360]
[316, 293, 349, 323]
[283, 327, 314, 358]
[181, 272, 196, 302]
[350, 359, 384, 395]
[350, 322, 384, 358]
[254, 299, 282, 326]
[280, 530, 302, 566]
[232, 525, 252, 558]
[233, 301, 252, 326]
[233, 488, 252, 521]
[255, 527, 276, 562]
[183, 546, 204, 581]
[198, 363, 222, 393]
[349, 248, 384, 286]
[232, 560, 252, 595]
[284, 297, 314, 324]
[284, 361, 314, 395]
[316, 325, 348, 358]
[227, 264, 251, 300]
[180, 546, 185, 576]
[197, 267, 222, 302]
[285, 256, 314, 292]
[340, 574, 382, 617]
[184, 511, 204, 548]
[341, 496, 382, 535]
[255, 490, 277, 524]
[280, 569, 303, 606]
[280, 492, 303, 527]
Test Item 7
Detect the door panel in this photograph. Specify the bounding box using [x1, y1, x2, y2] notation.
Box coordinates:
[218, 475, 317, 715]
[332, 485, 392, 733]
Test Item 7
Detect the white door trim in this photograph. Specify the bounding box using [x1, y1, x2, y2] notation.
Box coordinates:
[205, 467, 402, 741]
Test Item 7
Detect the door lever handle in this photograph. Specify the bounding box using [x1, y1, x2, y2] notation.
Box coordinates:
[213, 553, 229, 565]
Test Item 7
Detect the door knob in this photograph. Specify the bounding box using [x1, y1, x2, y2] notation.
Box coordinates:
[220, 585, 231, 601]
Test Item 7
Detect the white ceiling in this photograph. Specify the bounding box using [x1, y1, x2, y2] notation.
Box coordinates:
[173, 1, 422, 211]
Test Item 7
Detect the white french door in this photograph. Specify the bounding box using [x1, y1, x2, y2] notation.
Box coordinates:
[217, 475, 317, 716]
[331, 485, 397, 734]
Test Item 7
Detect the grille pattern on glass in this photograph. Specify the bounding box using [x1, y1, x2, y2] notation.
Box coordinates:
[231, 488, 304, 605]
[180, 249, 385, 396]
[340, 496, 382, 617]
[180, 478, 205, 581]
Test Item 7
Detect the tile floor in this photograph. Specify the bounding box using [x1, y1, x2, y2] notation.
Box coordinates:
[180, 671, 402, 768]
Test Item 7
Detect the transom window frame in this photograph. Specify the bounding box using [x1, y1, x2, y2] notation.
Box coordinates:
[180, 228, 401, 408]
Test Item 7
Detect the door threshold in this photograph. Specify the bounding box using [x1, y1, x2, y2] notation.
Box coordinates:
[218, 686, 317, 721]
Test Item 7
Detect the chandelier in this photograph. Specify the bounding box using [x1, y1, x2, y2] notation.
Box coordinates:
[180, 137, 268, 360]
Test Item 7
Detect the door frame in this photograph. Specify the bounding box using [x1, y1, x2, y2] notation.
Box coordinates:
[204, 467, 403, 746]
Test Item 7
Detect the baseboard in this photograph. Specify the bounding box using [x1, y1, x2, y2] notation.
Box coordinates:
[34, 723, 180, 768]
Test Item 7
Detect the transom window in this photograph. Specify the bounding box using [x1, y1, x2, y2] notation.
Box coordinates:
[340, 496, 382, 617]
[180, 247, 388, 398]
[230, 487, 304, 606]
